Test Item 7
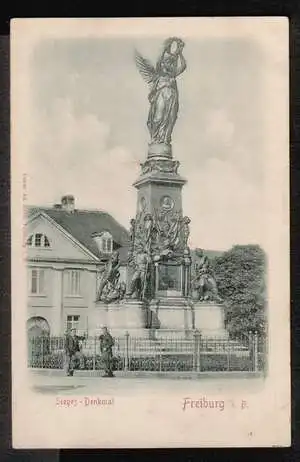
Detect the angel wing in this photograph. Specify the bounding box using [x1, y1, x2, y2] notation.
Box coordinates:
[135, 50, 157, 84]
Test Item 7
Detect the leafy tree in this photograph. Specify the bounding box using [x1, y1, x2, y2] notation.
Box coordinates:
[212, 245, 266, 338]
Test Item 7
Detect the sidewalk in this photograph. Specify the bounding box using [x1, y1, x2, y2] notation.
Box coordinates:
[29, 367, 263, 380]
[28, 369, 265, 396]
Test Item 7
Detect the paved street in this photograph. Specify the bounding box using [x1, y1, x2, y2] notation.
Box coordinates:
[30, 371, 265, 396]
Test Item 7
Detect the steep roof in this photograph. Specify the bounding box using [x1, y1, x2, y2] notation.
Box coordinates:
[26, 206, 130, 262]
[25, 205, 224, 265]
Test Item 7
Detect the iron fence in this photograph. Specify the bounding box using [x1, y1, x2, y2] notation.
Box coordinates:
[27, 331, 264, 373]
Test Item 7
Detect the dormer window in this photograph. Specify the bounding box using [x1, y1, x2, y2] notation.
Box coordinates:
[102, 233, 113, 253]
[92, 231, 113, 254]
[27, 233, 51, 248]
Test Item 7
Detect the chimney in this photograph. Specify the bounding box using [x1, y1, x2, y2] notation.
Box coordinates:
[61, 195, 75, 212]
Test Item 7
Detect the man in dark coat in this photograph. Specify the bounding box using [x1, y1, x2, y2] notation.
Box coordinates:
[99, 326, 115, 377]
[64, 328, 84, 376]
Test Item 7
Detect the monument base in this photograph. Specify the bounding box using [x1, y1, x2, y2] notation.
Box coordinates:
[150, 297, 193, 338]
[192, 302, 228, 338]
[153, 328, 194, 340]
[94, 299, 148, 337]
[94, 300, 228, 339]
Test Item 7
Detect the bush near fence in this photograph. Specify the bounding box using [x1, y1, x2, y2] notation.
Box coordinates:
[28, 352, 258, 372]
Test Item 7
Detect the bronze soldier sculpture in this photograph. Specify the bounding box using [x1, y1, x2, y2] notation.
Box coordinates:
[192, 249, 223, 302]
[181, 216, 191, 249]
[100, 270, 126, 304]
[99, 326, 115, 377]
[96, 250, 120, 302]
[126, 250, 150, 300]
[129, 218, 136, 250]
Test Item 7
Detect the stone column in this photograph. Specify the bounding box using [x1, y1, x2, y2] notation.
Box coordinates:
[187, 265, 191, 296]
[184, 266, 188, 296]
[183, 253, 192, 297]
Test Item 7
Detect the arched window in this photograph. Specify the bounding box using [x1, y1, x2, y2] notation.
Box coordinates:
[27, 317, 50, 364]
[27, 233, 51, 248]
[27, 316, 50, 336]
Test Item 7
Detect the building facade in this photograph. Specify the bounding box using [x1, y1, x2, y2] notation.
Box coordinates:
[26, 195, 129, 338]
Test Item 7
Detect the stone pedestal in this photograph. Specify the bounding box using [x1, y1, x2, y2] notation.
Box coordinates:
[150, 297, 193, 338]
[94, 302, 109, 332]
[123, 299, 147, 329]
[95, 300, 148, 338]
[192, 302, 228, 338]
[148, 142, 172, 159]
[154, 329, 193, 340]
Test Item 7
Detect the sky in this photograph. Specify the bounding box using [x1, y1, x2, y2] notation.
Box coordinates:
[27, 36, 266, 251]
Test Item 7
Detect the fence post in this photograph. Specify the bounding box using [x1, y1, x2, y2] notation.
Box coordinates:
[124, 331, 129, 372]
[227, 336, 230, 371]
[159, 341, 162, 372]
[197, 331, 201, 372]
[93, 336, 96, 370]
[193, 329, 201, 372]
[193, 330, 197, 371]
[249, 331, 253, 371]
[253, 331, 258, 372]
[41, 336, 44, 368]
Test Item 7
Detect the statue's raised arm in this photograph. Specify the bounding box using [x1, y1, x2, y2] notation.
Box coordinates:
[135, 37, 187, 147]
[161, 37, 186, 77]
[175, 45, 187, 77]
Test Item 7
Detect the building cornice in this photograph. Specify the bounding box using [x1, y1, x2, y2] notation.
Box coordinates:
[27, 257, 105, 265]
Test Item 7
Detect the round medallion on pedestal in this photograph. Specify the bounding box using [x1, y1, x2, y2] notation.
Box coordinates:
[160, 195, 174, 211]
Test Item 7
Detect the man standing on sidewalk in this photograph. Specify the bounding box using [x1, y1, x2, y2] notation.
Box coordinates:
[64, 328, 84, 376]
[99, 326, 115, 377]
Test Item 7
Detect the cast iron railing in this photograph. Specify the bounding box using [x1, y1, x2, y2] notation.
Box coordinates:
[27, 331, 264, 373]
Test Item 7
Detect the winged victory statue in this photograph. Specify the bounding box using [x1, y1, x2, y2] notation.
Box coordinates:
[135, 37, 187, 147]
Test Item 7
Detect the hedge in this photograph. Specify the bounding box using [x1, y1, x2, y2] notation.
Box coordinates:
[28, 351, 263, 372]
